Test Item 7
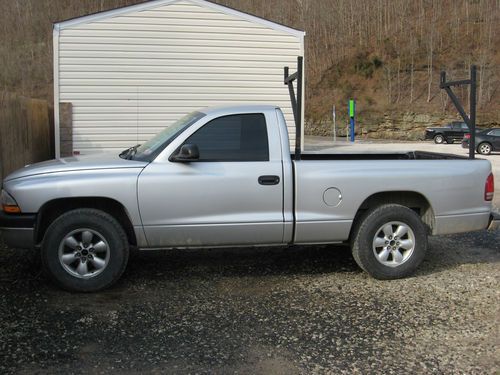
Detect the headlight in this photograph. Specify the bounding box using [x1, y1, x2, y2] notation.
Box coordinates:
[1, 189, 21, 213]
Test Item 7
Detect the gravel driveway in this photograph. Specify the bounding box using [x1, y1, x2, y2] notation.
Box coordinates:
[1, 230, 498, 374]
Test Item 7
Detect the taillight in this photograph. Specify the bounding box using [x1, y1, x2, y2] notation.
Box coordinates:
[464, 133, 471, 139]
[485, 173, 494, 201]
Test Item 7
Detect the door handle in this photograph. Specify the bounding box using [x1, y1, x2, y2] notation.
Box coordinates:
[258, 175, 280, 185]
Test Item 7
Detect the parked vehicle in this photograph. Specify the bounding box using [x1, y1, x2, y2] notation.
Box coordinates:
[462, 128, 500, 155]
[425, 121, 471, 144]
[1, 104, 498, 292]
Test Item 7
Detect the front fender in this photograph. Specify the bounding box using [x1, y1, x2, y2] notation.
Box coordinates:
[3, 168, 144, 226]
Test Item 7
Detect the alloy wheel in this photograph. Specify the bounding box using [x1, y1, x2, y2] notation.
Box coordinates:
[372, 221, 415, 268]
[58, 228, 110, 279]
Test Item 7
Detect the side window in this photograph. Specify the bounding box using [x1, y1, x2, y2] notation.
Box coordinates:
[185, 113, 269, 161]
[490, 129, 500, 136]
[461, 123, 469, 130]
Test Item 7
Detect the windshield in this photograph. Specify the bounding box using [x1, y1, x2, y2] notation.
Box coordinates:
[132, 111, 206, 161]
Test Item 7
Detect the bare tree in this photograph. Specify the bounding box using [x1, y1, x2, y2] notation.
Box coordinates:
[0, 0, 498, 124]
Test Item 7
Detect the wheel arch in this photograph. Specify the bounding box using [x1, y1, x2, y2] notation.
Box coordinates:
[349, 191, 435, 240]
[35, 197, 137, 247]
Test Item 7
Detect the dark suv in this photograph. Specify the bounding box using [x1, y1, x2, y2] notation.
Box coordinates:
[425, 121, 470, 144]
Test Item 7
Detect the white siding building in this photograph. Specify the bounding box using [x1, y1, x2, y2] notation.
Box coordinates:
[53, 0, 305, 157]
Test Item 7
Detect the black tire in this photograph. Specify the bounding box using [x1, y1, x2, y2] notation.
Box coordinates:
[434, 134, 445, 144]
[477, 142, 492, 155]
[41, 209, 129, 292]
[351, 204, 428, 280]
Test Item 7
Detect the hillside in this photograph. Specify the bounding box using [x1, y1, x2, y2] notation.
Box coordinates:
[0, 0, 498, 139]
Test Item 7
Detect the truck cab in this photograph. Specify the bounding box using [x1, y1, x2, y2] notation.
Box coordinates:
[136, 105, 291, 248]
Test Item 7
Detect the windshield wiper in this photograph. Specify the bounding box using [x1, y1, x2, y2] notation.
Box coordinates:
[119, 144, 140, 160]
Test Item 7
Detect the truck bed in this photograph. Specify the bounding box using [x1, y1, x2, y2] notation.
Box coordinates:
[292, 154, 492, 243]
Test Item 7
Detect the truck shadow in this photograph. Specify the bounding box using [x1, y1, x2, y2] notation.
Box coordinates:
[125, 244, 358, 280]
[0, 229, 498, 294]
[122, 228, 499, 283]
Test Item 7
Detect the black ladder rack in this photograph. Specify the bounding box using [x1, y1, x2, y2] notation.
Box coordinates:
[440, 65, 477, 159]
[284, 56, 303, 161]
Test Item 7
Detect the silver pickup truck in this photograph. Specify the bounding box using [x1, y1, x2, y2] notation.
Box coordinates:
[0, 104, 497, 292]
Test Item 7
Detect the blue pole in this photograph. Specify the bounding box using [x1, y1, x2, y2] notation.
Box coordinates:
[350, 117, 355, 142]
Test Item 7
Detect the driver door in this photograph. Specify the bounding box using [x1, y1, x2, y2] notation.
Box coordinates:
[137, 112, 284, 248]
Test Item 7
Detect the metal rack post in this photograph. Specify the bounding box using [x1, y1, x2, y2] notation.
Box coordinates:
[440, 65, 477, 159]
[284, 56, 303, 161]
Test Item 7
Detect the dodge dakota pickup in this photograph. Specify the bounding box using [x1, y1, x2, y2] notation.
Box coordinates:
[0, 104, 497, 291]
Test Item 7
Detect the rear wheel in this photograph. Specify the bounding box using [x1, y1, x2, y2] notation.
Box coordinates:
[41, 209, 129, 292]
[351, 204, 428, 279]
[434, 134, 445, 144]
[477, 142, 492, 155]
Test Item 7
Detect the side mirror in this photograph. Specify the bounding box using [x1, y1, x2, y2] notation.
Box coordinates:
[170, 144, 199, 162]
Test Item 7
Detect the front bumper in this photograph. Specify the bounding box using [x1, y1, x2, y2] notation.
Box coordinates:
[0, 211, 36, 249]
[488, 212, 500, 231]
[424, 131, 435, 140]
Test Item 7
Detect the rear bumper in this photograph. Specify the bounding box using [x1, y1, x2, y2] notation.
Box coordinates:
[0, 211, 36, 249]
[488, 212, 500, 231]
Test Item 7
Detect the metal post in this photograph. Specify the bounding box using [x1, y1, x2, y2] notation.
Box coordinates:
[469, 66, 477, 160]
[296, 57, 303, 160]
[284, 67, 297, 123]
[439, 66, 477, 159]
[284, 56, 303, 161]
[350, 118, 355, 142]
[332, 105, 336, 142]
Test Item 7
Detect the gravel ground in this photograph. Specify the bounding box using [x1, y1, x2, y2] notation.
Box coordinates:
[0, 230, 498, 374]
[1, 139, 499, 374]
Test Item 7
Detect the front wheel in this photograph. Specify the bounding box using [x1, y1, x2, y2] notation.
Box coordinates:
[434, 134, 445, 144]
[351, 204, 428, 280]
[41, 209, 129, 292]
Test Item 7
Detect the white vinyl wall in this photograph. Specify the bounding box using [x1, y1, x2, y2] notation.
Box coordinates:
[54, 0, 305, 156]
